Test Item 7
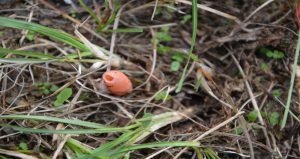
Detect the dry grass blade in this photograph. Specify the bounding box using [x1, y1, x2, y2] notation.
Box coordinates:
[175, 0, 241, 23]
[230, 53, 271, 148]
[243, 0, 275, 22]
[0, 148, 38, 159]
[74, 29, 108, 60]
[173, 111, 244, 158]
[129, 108, 194, 144]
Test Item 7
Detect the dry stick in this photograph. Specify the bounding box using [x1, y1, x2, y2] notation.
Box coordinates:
[173, 111, 244, 159]
[134, 28, 157, 90]
[114, 102, 134, 119]
[230, 53, 271, 149]
[67, 81, 87, 111]
[298, 135, 300, 155]
[151, 0, 159, 20]
[174, 0, 241, 23]
[259, 82, 275, 109]
[145, 147, 170, 159]
[20, 9, 34, 45]
[38, 0, 108, 44]
[243, 0, 275, 22]
[107, 3, 123, 71]
[52, 134, 71, 159]
[147, 112, 244, 159]
[0, 148, 38, 159]
[238, 116, 255, 159]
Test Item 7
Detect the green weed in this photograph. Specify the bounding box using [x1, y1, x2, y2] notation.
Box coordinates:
[54, 87, 73, 107]
[259, 48, 284, 59]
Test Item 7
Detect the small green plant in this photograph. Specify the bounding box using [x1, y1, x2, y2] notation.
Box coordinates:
[268, 112, 280, 126]
[154, 91, 172, 101]
[247, 110, 258, 122]
[35, 82, 59, 95]
[54, 87, 73, 107]
[170, 52, 199, 72]
[260, 48, 284, 59]
[170, 52, 185, 71]
[232, 127, 244, 135]
[79, 92, 91, 101]
[18, 142, 28, 150]
[181, 15, 192, 24]
[247, 109, 280, 126]
[26, 31, 36, 41]
[272, 89, 282, 98]
[154, 3, 176, 20]
[154, 27, 172, 54]
[260, 62, 269, 71]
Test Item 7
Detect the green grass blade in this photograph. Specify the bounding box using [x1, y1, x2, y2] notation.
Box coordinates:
[0, 58, 52, 63]
[193, 147, 204, 159]
[66, 138, 92, 154]
[0, 124, 126, 134]
[113, 141, 199, 157]
[0, 17, 89, 51]
[79, 131, 138, 159]
[0, 115, 111, 129]
[281, 30, 300, 129]
[0, 47, 55, 59]
[176, 0, 198, 92]
[78, 0, 102, 26]
[63, 52, 93, 59]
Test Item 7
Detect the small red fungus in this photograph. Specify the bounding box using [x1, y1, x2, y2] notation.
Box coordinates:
[102, 70, 133, 96]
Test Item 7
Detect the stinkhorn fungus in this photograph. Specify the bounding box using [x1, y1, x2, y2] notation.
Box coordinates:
[102, 70, 133, 96]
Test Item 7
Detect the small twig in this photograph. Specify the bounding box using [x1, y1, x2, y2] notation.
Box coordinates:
[173, 111, 244, 158]
[151, 0, 159, 20]
[52, 134, 71, 159]
[0, 148, 38, 159]
[134, 28, 157, 90]
[107, 3, 124, 71]
[114, 102, 134, 119]
[238, 116, 255, 159]
[174, 0, 241, 23]
[259, 82, 275, 109]
[243, 0, 275, 22]
[230, 53, 271, 148]
[20, 9, 34, 45]
[67, 81, 86, 111]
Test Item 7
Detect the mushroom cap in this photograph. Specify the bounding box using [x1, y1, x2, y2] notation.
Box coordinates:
[102, 70, 133, 96]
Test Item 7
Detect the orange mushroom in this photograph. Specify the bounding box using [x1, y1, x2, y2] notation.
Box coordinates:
[102, 70, 133, 96]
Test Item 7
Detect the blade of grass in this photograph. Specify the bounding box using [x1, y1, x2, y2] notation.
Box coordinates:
[0, 58, 52, 63]
[0, 17, 89, 51]
[193, 147, 204, 159]
[0, 115, 112, 129]
[78, 0, 102, 26]
[0, 124, 127, 134]
[281, 30, 300, 129]
[0, 47, 55, 59]
[63, 52, 93, 59]
[66, 138, 92, 154]
[112, 141, 199, 157]
[176, 0, 198, 92]
[79, 130, 138, 159]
